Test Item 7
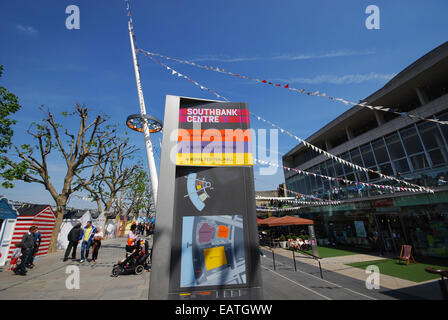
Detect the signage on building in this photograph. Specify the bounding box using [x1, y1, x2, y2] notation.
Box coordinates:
[149, 96, 262, 300]
[354, 201, 371, 210]
[354, 221, 367, 238]
[371, 198, 394, 208]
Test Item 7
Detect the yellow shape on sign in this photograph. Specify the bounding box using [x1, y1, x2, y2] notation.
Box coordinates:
[203, 246, 227, 271]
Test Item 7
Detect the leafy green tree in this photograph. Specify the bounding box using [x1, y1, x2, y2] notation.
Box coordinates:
[114, 168, 153, 219]
[0, 65, 22, 188]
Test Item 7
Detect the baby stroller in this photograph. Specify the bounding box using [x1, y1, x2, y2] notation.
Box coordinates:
[111, 239, 151, 277]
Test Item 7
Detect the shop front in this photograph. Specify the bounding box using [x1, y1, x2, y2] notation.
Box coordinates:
[300, 190, 448, 259]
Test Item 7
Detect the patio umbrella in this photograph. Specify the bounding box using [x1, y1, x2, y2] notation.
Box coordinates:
[257, 216, 280, 226]
[267, 216, 314, 240]
[267, 216, 313, 227]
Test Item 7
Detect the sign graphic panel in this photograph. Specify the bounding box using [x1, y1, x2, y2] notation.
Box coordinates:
[149, 96, 262, 300]
[180, 215, 246, 288]
[176, 102, 253, 166]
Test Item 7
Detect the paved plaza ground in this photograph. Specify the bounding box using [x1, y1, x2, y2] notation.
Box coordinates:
[0, 237, 443, 300]
[0, 236, 151, 300]
[259, 247, 443, 300]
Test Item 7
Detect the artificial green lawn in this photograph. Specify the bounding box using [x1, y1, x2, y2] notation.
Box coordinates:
[347, 259, 447, 282]
[301, 246, 362, 258]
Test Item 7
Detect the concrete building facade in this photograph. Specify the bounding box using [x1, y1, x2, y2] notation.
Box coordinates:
[282, 42, 448, 259]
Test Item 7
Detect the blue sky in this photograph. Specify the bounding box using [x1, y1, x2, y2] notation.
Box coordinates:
[0, 0, 447, 209]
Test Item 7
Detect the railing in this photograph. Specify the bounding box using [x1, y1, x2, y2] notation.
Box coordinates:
[266, 244, 324, 279]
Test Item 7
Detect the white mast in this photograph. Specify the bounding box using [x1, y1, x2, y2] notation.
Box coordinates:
[128, 21, 158, 205]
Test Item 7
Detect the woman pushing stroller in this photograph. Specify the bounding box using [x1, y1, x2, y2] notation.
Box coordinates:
[111, 224, 151, 276]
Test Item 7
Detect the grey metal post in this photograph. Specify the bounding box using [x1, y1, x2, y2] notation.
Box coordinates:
[318, 259, 323, 279]
[292, 249, 297, 272]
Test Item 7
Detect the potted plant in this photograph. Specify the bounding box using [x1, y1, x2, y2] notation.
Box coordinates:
[279, 235, 287, 248]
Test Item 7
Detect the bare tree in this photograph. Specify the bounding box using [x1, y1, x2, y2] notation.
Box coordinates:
[1, 105, 113, 252]
[78, 137, 140, 218]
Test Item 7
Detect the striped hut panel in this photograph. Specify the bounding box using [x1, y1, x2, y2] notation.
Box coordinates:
[33, 206, 56, 256]
[8, 205, 56, 258]
[8, 217, 33, 258]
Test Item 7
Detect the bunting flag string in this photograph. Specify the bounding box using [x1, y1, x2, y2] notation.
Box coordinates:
[256, 206, 302, 212]
[257, 198, 341, 207]
[255, 178, 341, 204]
[124, 0, 137, 42]
[276, 185, 342, 205]
[256, 196, 296, 201]
[144, 54, 229, 102]
[251, 112, 433, 193]
[254, 158, 431, 194]
[142, 51, 433, 195]
[137, 49, 448, 126]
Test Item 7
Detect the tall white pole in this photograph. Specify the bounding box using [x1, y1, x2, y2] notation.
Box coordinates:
[128, 21, 158, 205]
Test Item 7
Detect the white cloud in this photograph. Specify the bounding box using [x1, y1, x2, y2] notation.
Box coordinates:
[190, 49, 375, 63]
[273, 72, 396, 85]
[16, 24, 38, 35]
[191, 55, 263, 63]
[271, 49, 376, 61]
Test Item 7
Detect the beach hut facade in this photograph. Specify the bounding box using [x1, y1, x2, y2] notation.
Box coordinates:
[0, 198, 19, 267]
[57, 209, 91, 250]
[9, 204, 56, 258]
[103, 212, 118, 239]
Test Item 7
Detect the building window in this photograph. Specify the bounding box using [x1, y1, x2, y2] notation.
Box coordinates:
[367, 167, 380, 181]
[393, 158, 411, 173]
[341, 152, 353, 174]
[385, 133, 406, 160]
[334, 159, 345, 177]
[326, 160, 335, 177]
[372, 139, 389, 164]
[418, 122, 448, 167]
[304, 175, 311, 194]
[400, 126, 424, 155]
[350, 149, 362, 166]
[410, 153, 430, 170]
[360, 144, 376, 168]
[437, 112, 448, 143]
[428, 149, 446, 167]
[379, 163, 394, 176]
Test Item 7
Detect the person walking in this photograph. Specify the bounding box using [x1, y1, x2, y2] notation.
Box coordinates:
[91, 227, 103, 263]
[27, 226, 41, 268]
[64, 222, 82, 261]
[374, 231, 385, 257]
[14, 226, 36, 276]
[145, 222, 150, 237]
[125, 224, 138, 257]
[79, 221, 97, 263]
[8, 243, 21, 271]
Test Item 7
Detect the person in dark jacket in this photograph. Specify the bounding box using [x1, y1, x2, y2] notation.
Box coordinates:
[14, 226, 37, 276]
[27, 226, 41, 268]
[64, 222, 82, 261]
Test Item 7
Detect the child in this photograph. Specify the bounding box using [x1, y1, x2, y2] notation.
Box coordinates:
[8, 243, 21, 271]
